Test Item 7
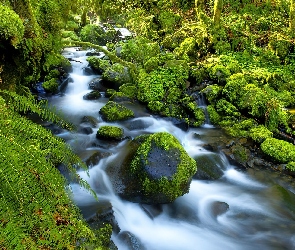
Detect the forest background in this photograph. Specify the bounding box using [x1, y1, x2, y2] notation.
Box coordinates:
[1, 0, 295, 248]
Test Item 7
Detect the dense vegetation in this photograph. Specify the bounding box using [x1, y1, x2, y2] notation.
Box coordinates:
[1, 0, 295, 248]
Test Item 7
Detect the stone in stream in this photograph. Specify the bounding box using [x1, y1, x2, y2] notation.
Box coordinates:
[107, 132, 197, 204]
[78, 126, 93, 135]
[99, 101, 134, 121]
[86, 201, 120, 238]
[83, 90, 102, 100]
[117, 231, 146, 250]
[81, 115, 99, 127]
[193, 154, 224, 180]
[88, 77, 107, 91]
[85, 151, 112, 167]
[96, 125, 125, 141]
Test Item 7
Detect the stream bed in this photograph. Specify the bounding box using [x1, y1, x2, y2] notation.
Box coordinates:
[48, 47, 295, 250]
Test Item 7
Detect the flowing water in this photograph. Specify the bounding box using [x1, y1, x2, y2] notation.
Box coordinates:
[49, 47, 295, 250]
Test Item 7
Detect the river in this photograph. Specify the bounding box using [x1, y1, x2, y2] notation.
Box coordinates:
[48, 47, 295, 250]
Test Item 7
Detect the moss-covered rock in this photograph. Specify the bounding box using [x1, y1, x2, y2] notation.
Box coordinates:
[116, 132, 197, 204]
[42, 79, 58, 93]
[96, 126, 124, 141]
[249, 125, 273, 143]
[261, 138, 295, 165]
[99, 101, 134, 121]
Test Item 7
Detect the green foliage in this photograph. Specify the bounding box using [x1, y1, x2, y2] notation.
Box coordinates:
[0, 5, 24, 48]
[80, 24, 106, 45]
[43, 78, 59, 93]
[87, 56, 111, 72]
[99, 101, 135, 121]
[96, 125, 124, 140]
[207, 105, 221, 125]
[249, 125, 273, 143]
[216, 99, 240, 117]
[224, 119, 257, 137]
[201, 84, 223, 104]
[261, 138, 295, 164]
[120, 37, 160, 66]
[0, 91, 111, 248]
[119, 83, 138, 98]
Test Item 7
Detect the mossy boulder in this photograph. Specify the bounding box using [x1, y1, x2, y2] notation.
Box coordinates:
[114, 132, 197, 204]
[96, 126, 124, 141]
[42, 79, 58, 93]
[99, 101, 134, 121]
[261, 138, 295, 165]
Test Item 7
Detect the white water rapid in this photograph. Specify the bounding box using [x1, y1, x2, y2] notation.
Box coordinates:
[48, 47, 295, 250]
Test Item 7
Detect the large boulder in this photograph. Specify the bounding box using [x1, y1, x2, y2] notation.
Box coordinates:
[108, 132, 197, 204]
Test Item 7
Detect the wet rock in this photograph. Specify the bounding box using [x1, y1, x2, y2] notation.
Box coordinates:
[81, 115, 99, 127]
[140, 204, 163, 219]
[122, 119, 153, 131]
[109, 132, 196, 204]
[85, 151, 112, 167]
[87, 201, 120, 234]
[83, 90, 102, 100]
[210, 201, 229, 217]
[86, 51, 101, 56]
[88, 77, 107, 91]
[78, 126, 93, 135]
[83, 66, 96, 75]
[161, 117, 189, 131]
[193, 154, 224, 180]
[117, 231, 146, 250]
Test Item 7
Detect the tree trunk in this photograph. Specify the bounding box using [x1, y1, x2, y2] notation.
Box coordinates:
[195, 0, 205, 19]
[290, 0, 295, 36]
[213, 0, 223, 26]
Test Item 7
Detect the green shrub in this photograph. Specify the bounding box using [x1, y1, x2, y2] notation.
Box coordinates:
[0, 5, 24, 48]
[80, 24, 105, 45]
[261, 138, 295, 163]
[207, 105, 221, 125]
[249, 125, 273, 143]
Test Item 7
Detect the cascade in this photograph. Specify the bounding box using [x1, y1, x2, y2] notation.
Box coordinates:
[48, 47, 295, 250]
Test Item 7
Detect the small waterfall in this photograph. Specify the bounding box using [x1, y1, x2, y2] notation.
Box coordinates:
[195, 92, 212, 128]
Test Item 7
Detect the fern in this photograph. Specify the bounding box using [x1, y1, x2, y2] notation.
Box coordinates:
[0, 93, 110, 249]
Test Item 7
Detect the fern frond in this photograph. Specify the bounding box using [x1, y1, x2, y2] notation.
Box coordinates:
[0, 93, 102, 248]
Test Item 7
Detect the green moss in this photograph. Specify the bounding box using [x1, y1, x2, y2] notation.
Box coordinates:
[249, 125, 273, 143]
[232, 144, 250, 164]
[87, 57, 111, 72]
[43, 79, 58, 93]
[0, 5, 24, 48]
[119, 83, 138, 98]
[147, 101, 164, 113]
[207, 105, 221, 125]
[44, 69, 60, 82]
[105, 88, 116, 98]
[99, 101, 134, 121]
[261, 138, 295, 163]
[130, 132, 197, 202]
[201, 84, 223, 104]
[96, 125, 124, 140]
[224, 119, 257, 137]
[216, 99, 241, 117]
